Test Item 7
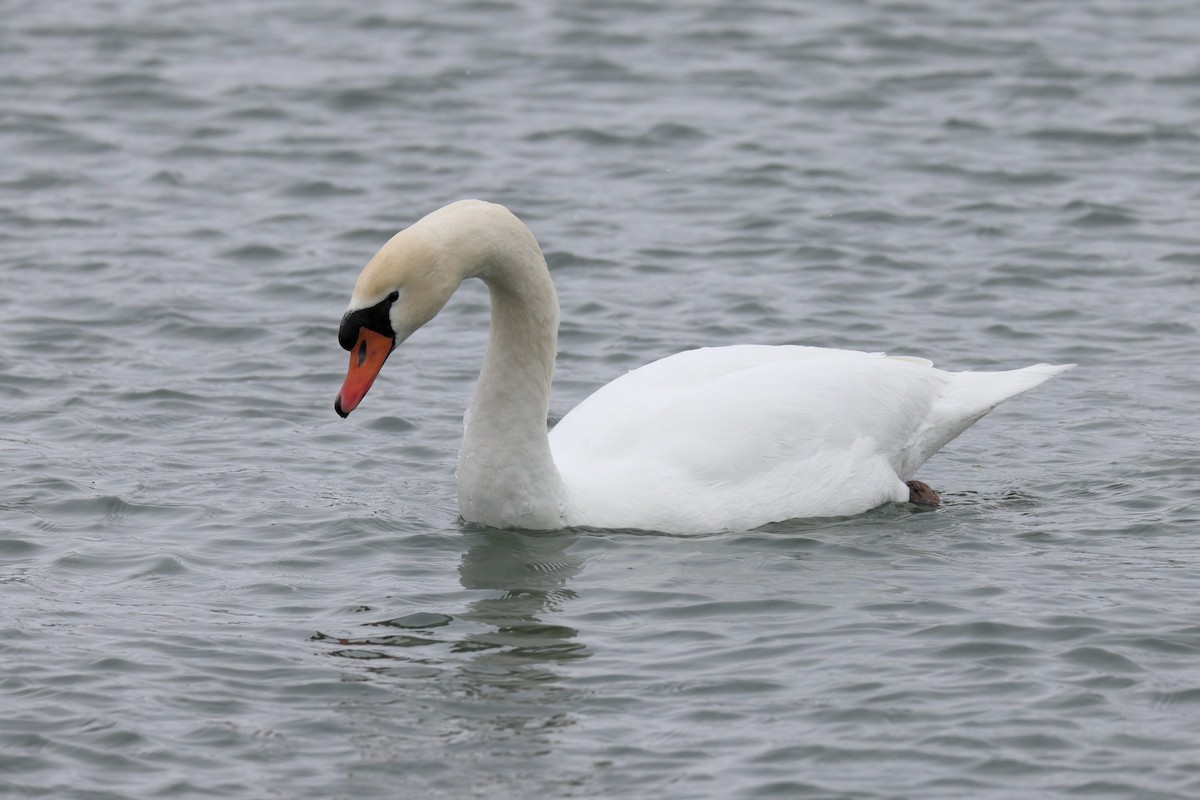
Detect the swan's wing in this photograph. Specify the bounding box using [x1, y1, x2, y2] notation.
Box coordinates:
[553, 346, 926, 469]
[549, 346, 937, 529]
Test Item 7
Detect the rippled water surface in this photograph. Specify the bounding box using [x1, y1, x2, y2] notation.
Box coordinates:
[3, 1, 1200, 797]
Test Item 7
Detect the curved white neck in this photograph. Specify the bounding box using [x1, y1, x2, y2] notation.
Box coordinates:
[445, 209, 567, 528]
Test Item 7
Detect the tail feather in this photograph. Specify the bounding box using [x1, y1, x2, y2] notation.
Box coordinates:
[944, 363, 1074, 419]
[901, 363, 1073, 477]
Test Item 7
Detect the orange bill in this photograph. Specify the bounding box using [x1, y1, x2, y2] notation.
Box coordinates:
[334, 328, 395, 418]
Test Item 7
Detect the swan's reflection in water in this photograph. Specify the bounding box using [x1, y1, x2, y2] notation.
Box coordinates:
[454, 529, 588, 677]
[322, 528, 588, 774]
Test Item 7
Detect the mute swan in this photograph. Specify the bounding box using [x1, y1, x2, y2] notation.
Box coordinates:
[334, 200, 1071, 534]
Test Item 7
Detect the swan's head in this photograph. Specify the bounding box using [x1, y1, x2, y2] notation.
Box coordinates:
[334, 224, 459, 418]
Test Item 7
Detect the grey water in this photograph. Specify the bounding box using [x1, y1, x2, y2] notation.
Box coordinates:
[2, 1, 1199, 797]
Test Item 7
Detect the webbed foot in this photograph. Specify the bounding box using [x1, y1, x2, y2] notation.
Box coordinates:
[906, 480, 941, 507]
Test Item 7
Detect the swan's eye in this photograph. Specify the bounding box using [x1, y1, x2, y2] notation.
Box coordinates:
[388, 290, 399, 302]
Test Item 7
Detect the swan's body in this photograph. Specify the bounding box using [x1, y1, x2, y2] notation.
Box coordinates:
[335, 200, 1070, 534]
